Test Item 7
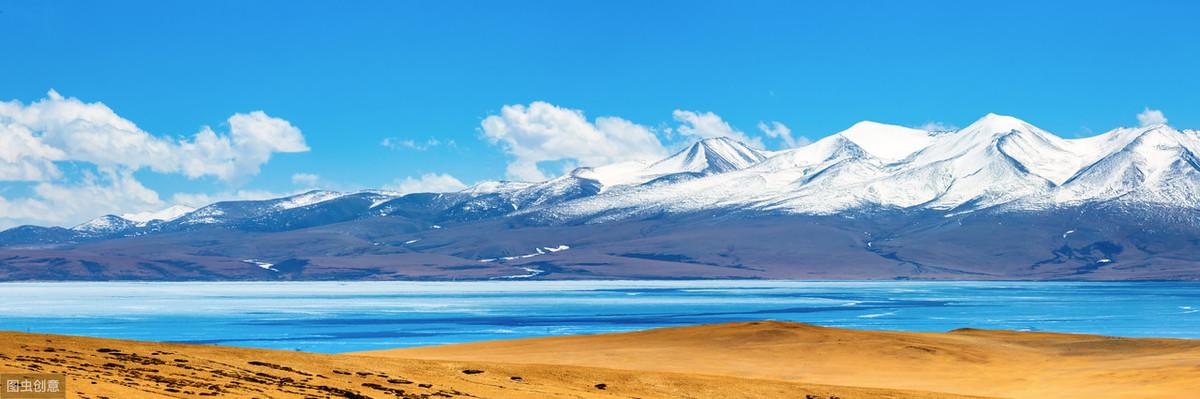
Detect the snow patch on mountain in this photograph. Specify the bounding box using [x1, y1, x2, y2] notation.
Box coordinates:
[275, 190, 344, 210]
[835, 121, 932, 162]
[242, 259, 278, 272]
[122, 205, 195, 224]
[72, 215, 137, 235]
[178, 206, 227, 225]
[490, 266, 545, 279]
[479, 245, 570, 263]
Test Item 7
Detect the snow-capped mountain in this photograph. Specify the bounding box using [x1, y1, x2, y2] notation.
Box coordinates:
[530, 114, 1200, 222]
[866, 113, 1076, 211]
[10, 113, 1200, 232]
[72, 215, 139, 237]
[122, 205, 196, 225]
[171, 190, 348, 227]
[3, 113, 1199, 281]
[835, 121, 932, 161]
[1056, 125, 1200, 205]
[556, 137, 770, 189]
[642, 136, 770, 176]
[384, 137, 774, 221]
[9, 113, 1200, 231]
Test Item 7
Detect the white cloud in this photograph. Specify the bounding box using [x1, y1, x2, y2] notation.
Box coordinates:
[915, 121, 957, 132]
[0, 90, 309, 228]
[0, 170, 164, 229]
[172, 111, 308, 181]
[0, 122, 66, 181]
[169, 189, 288, 209]
[0, 90, 308, 182]
[672, 110, 763, 148]
[1137, 108, 1167, 127]
[481, 102, 668, 181]
[291, 173, 320, 186]
[381, 137, 446, 151]
[756, 121, 808, 148]
[385, 173, 467, 194]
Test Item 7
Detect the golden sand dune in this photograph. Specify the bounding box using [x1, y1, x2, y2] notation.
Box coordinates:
[0, 329, 979, 399]
[360, 321, 1200, 399]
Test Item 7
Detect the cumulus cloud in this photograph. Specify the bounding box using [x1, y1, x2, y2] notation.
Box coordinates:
[0, 90, 308, 228]
[169, 189, 289, 209]
[756, 121, 808, 148]
[1137, 108, 1167, 127]
[481, 102, 668, 181]
[0, 170, 164, 229]
[672, 110, 764, 148]
[291, 173, 320, 186]
[0, 90, 308, 182]
[0, 121, 66, 181]
[385, 173, 467, 194]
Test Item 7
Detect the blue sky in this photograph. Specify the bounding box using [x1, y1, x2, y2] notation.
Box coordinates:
[1, 0, 1198, 227]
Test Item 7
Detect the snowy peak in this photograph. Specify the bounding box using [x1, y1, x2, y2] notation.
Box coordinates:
[1121, 126, 1197, 161]
[924, 114, 1065, 157]
[965, 113, 1037, 134]
[756, 134, 875, 172]
[648, 137, 768, 176]
[274, 190, 344, 210]
[169, 190, 346, 227]
[834, 121, 932, 162]
[907, 113, 1080, 185]
[72, 215, 137, 235]
[460, 181, 535, 195]
[570, 138, 768, 190]
[1057, 125, 1200, 204]
[122, 205, 195, 224]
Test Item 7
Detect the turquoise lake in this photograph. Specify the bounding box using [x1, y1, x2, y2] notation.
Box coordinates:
[1, 281, 1197, 353]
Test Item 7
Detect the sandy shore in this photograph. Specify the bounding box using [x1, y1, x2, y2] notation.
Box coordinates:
[363, 321, 1200, 399]
[3, 322, 1197, 399]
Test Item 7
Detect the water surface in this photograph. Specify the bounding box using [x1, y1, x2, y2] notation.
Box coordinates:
[1, 281, 1196, 353]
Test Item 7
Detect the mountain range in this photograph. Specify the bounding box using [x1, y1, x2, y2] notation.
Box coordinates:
[2, 114, 1199, 281]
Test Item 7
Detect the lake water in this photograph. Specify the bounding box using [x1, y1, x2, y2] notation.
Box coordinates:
[1, 281, 1197, 353]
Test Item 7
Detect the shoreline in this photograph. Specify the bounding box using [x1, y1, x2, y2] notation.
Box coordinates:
[2, 278, 1198, 283]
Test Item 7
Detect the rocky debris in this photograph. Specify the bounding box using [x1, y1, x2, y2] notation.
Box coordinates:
[594, 383, 607, 390]
[247, 360, 313, 376]
[362, 382, 408, 396]
[3, 340, 481, 399]
[461, 369, 484, 374]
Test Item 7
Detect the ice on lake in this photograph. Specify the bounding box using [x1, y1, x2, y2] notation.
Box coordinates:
[1, 280, 1197, 353]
